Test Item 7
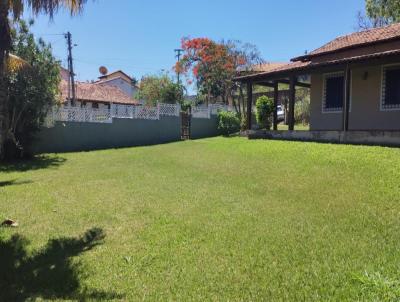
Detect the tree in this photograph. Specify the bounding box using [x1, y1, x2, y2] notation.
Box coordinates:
[175, 38, 263, 107]
[357, 0, 400, 30]
[224, 40, 263, 123]
[160, 82, 184, 104]
[137, 74, 184, 105]
[366, 0, 400, 24]
[175, 38, 234, 104]
[0, 0, 87, 160]
[4, 20, 60, 159]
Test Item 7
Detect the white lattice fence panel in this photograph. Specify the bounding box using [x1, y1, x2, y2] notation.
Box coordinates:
[51, 107, 112, 123]
[158, 103, 180, 116]
[192, 105, 210, 119]
[135, 106, 159, 120]
[111, 104, 134, 118]
[91, 108, 112, 123]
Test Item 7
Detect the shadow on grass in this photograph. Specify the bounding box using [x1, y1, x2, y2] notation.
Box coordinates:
[0, 179, 33, 188]
[0, 227, 123, 301]
[0, 155, 67, 173]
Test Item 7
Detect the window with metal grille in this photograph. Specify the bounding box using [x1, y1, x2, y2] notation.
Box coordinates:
[382, 66, 400, 110]
[323, 73, 344, 112]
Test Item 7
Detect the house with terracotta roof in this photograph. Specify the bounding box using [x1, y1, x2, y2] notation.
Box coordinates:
[95, 70, 139, 98]
[60, 68, 138, 109]
[60, 80, 138, 109]
[236, 23, 400, 139]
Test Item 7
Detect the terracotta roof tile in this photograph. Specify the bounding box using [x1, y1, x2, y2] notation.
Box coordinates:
[235, 61, 310, 81]
[248, 62, 289, 72]
[60, 80, 138, 105]
[235, 49, 400, 81]
[294, 22, 400, 61]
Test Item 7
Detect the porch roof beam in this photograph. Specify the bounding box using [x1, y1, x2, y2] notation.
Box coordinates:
[247, 78, 311, 89]
[276, 79, 311, 88]
[254, 82, 275, 88]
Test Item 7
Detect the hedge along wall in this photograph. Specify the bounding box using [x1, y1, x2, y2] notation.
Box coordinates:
[31, 115, 221, 154]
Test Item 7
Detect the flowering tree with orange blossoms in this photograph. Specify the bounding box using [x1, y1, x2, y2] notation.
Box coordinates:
[175, 37, 263, 112]
[175, 38, 234, 104]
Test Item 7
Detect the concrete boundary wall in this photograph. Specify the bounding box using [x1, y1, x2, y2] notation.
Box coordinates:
[245, 130, 400, 147]
[32, 116, 181, 154]
[191, 116, 221, 139]
[32, 115, 222, 154]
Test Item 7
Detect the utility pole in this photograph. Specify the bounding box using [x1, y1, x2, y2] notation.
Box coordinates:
[174, 48, 183, 85]
[65, 31, 76, 106]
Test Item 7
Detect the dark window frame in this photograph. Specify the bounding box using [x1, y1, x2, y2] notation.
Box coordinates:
[381, 65, 400, 110]
[322, 72, 345, 113]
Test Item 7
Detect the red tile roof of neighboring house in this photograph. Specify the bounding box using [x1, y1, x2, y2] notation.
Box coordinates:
[293, 22, 400, 61]
[60, 80, 138, 105]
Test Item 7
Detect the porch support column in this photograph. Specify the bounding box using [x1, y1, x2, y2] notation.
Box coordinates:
[273, 81, 279, 130]
[288, 76, 296, 131]
[343, 65, 351, 131]
[246, 81, 253, 130]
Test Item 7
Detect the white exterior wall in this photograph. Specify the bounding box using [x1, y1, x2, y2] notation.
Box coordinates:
[98, 78, 138, 97]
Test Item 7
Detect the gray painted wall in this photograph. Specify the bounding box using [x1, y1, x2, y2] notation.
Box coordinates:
[310, 64, 400, 131]
[191, 116, 221, 139]
[32, 115, 221, 154]
[32, 117, 180, 154]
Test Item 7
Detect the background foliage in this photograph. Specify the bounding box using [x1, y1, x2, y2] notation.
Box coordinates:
[5, 20, 60, 158]
[137, 74, 184, 106]
[294, 90, 310, 125]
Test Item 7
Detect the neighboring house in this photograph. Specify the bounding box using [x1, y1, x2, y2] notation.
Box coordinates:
[60, 67, 138, 109]
[95, 70, 139, 97]
[60, 66, 70, 81]
[60, 80, 138, 109]
[236, 23, 400, 132]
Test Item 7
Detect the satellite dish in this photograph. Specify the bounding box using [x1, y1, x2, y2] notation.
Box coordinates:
[99, 66, 108, 76]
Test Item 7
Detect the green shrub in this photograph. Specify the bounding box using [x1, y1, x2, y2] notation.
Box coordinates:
[217, 111, 240, 135]
[255, 96, 274, 130]
[294, 96, 310, 125]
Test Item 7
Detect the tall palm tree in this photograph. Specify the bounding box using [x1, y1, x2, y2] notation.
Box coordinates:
[0, 0, 87, 159]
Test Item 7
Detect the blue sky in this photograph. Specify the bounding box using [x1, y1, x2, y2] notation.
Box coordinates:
[26, 0, 366, 86]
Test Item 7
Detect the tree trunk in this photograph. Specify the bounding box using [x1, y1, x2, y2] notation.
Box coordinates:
[0, 0, 11, 160]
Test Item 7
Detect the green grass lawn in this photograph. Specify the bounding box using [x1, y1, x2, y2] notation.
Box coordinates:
[1, 137, 400, 301]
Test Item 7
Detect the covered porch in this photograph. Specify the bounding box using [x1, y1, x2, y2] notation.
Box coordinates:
[235, 52, 400, 146]
[238, 62, 311, 131]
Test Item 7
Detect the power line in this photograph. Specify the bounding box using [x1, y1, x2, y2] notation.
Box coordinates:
[46, 37, 65, 45]
[37, 33, 65, 36]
